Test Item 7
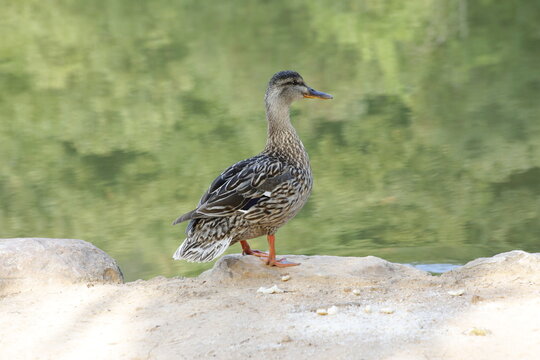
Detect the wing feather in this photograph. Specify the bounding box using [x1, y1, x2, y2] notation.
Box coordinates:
[172, 155, 294, 225]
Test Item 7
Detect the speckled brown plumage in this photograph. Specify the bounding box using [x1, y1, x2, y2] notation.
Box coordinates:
[172, 71, 332, 264]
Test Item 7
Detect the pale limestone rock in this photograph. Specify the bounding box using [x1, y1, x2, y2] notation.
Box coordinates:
[0, 238, 123, 294]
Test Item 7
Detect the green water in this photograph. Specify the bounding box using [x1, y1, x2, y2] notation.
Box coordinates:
[1, 1, 539, 280]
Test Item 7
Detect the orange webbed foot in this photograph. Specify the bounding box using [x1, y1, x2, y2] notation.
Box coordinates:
[240, 240, 269, 257]
[243, 249, 269, 257]
[259, 234, 301, 267]
[260, 256, 300, 267]
[249, 249, 270, 257]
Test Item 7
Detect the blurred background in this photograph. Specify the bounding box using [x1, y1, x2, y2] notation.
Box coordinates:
[1, 0, 539, 280]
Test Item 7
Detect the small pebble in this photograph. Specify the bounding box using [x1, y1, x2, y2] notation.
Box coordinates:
[379, 308, 395, 314]
[257, 285, 284, 294]
[316, 308, 328, 316]
[448, 289, 465, 296]
[471, 295, 484, 304]
[280, 335, 292, 343]
[281, 275, 291, 282]
[327, 305, 339, 315]
[352, 289, 361, 296]
[464, 327, 491, 336]
[364, 305, 372, 314]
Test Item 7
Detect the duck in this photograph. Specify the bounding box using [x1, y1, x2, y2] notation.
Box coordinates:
[172, 70, 332, 267]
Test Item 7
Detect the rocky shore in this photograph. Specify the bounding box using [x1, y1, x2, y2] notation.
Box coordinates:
[1, 238, 539, 360]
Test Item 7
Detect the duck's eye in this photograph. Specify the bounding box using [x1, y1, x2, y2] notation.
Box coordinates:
[292, 81, 299, 86]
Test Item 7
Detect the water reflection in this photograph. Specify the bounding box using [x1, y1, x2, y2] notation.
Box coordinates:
[1, 1, 539, 280]
[412, 263, 461, 274]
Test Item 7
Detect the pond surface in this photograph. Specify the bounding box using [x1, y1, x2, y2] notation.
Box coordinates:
[1, 1, 539, 280]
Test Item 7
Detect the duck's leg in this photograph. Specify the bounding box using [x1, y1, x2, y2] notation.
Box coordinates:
[263, 234, 300, 267]
[240, 240, 268, 257]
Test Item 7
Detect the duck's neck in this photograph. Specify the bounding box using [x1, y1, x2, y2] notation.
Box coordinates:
[263, 99, 309, 167]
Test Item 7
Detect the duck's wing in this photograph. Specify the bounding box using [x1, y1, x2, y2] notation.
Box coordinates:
[172, 155, 293, 225]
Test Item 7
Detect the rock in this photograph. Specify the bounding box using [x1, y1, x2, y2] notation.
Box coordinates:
[447, 289, 465, 296]
[471, 294, 484, 304]
[443, 250, 540, 283]
[200, 254, 429, 286]
[0, 238, 124, 294]
[1, 249, 539, 360]
[280, 335, 293, 343]
[327, 305, 339, 315]
[464, 327, 491, 336]
[316, 308, 328, 316]
[256, 285, 284, 294]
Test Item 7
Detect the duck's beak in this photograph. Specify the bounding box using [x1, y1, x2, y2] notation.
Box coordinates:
[303, 87, 333, 100]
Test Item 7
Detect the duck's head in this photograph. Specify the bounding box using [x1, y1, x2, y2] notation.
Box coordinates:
[265, 70, 333, 106]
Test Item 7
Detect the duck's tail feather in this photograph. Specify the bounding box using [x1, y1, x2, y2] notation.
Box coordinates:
[172, 236, 232, 263]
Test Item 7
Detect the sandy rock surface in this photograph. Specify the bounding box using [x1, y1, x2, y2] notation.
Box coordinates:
[0, 249, 539, 360]
[0, 238, 123, 294]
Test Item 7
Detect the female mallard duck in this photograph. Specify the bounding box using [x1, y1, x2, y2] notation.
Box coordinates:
[172, 70, 332, 267]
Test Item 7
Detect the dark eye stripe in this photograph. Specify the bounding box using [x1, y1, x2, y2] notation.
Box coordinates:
[281, 80, 303, 86]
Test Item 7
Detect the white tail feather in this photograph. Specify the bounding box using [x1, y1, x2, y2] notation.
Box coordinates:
[172, 237, 232, 263]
